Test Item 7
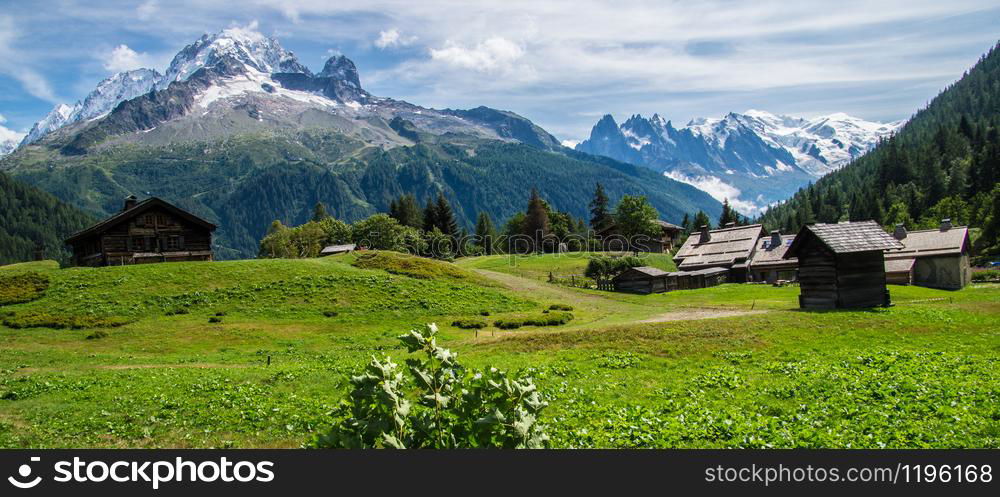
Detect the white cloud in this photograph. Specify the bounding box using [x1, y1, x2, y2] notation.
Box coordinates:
[430, 37, 524, 73]
[136, 0, 158, 21]
[102, 44, 156, 73]
[0, 16, 58, 103]
[664, 171, 761, 215]
[560, 139, 579, 148]
[374, 28, 415, 49]
[0, 123, 25, 142]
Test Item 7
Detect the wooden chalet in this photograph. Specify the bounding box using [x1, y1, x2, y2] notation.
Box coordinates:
[597, 220, 684, 253]
[748, 230, 798, 283]
[672, 223, 766, 282]
[613, 266, 670, 294]
[65, 195, 216, 267]
[784, 221, 903, 309]
[884, 220, 972, 290]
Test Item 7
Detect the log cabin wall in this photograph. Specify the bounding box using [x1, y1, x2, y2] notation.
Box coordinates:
[834, 251, 891, 308]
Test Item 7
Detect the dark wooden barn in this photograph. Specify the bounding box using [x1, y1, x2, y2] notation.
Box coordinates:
[613, 266, 670, 294]
[784, 221, 904, 309]
[66, 195, 216, 267]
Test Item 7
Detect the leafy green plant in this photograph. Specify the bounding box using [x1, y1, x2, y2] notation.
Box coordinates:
[310, 323, 549, 448]
[494, 312, 574, 330]
[972, 270, 1000, 282]
[549, 304, 574, 311]
[208, 316, 223, 323]
[2, 311, 129, 329]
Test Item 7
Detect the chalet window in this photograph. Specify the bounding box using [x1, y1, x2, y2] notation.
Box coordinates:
[166, 236, 180, 250]
[144, 214, 155, 226]
[157, 215, 166, 226]
[132, 237, 145, 251]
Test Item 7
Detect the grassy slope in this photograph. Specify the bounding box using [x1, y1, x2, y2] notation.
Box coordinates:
[457, 251, 678, 281]
[0, 253, 998, 448]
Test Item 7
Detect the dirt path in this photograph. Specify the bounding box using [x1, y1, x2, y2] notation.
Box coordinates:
[473, 268, 770, 328]
[637, 309, 767, 323]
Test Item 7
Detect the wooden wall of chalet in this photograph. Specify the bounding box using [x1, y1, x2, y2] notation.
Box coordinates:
[74, 206, 213, 266]
[613, 274, 668, 294]
[913, 255, 971, 290]
[797, 243, 890, 309]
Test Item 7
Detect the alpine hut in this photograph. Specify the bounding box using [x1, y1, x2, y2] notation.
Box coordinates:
[613, 266, 670, 294]
[673, 223, 766, 282]
[784, 221, 903, 309]
[65, 195, 216, 267]
[748, 230, 798, 283]
[883, 220, 972, 290]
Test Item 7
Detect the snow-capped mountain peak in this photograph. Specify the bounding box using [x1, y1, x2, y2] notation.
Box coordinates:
[576, 110, 903, 214]
[158, 26, 310, 87]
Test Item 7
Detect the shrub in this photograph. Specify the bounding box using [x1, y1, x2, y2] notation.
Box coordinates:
[309, 323, 549, 448]
[208, 316, 223, 323]
[323, 310, 339, 318]
[214, 311, 227, 317]
[86, 330, 109, 340]
[0, 272, 50, 305]
[451, 318, 488, 329]
[972, 270, 1000, 282]
[494, 312, 574, 330]
[549, 304, 574, 311]
[2, 312, 129, 330]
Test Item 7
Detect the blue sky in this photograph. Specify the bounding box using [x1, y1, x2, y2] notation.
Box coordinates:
[1, 0, 999, 144]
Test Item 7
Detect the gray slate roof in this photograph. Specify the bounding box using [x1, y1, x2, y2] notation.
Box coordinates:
[749, 234, 797, 268]
[674, 224, 765, 269]
[885, 226, 969, 259]
[792, 221, 903, 255]
[320, 243, 357, 254]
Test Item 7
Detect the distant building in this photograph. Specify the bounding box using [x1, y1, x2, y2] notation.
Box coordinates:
[785, 221, 903, 309]
[748, 230, 798, 283]
[66, 195, 216, 267]
[320, 243, 357, 256]
[613, 266, 670, 294]
[597, 220, 684, 253]
[884, 220, 972, 290]
[673, 223, 767, 282]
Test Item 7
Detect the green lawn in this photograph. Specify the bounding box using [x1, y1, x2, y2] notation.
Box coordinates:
[456, 251, 678, 283]
[0, 252, 998, 448]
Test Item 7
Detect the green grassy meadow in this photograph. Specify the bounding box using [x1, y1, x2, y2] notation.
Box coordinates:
[0, 252, 998, 448]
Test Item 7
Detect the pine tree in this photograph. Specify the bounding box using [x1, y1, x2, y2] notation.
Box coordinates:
[422, 197, 439, 233]
[435, 192, 460, 239]
[718, 199, 737, 227]
[524, 188, 550, 252]
[589, 183, 613, 233]
[692, 210, 711, 230]
[389, 193, 423, 229]
[312, 202, 330, 222]
[474, 212, 497, 255]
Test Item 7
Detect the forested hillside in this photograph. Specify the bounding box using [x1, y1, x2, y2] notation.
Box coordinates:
[2, 133, 720, 259]
[0, 172, 96, 265]
[761, 42, 1000, 260]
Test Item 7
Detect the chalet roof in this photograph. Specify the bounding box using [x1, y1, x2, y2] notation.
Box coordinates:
[652, 220, 684, 232]
[674, 224, 765, 269]
[785, 221, 903, 257]
[884, 258, 916, 274]
[66, 197, 217, 244]
[597, 219, 683, 236]
[613, 266, 670, 280]
[885, 226, 969, 260]
[749, 234, 797, 268]
[320, 243, 357, 254]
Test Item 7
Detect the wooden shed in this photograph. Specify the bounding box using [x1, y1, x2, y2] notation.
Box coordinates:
[65, 195, 216, 267]
[784, 221, 903, 309]
[613, 266, 669, 294]
[884, 220, 972, 290]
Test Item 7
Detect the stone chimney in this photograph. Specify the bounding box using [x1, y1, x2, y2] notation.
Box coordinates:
[893, 223, 907, 240]
[940, 218, 952, 231]
[698, 225, 711, 243]
[769, 230, 781, 249]
[123, 195, 138, 211]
